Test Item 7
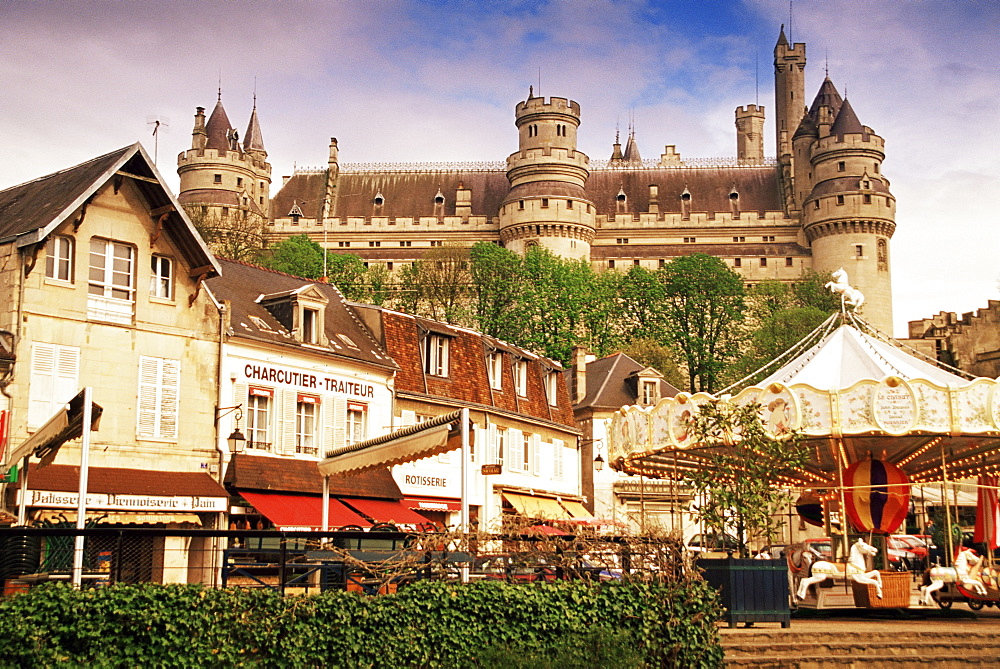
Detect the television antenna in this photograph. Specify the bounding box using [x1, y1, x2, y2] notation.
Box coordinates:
[146, 115, 170, 164]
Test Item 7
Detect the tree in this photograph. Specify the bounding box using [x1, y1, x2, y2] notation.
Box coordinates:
[184, 206, 264, 263]
[323, 253, 369, 301]
[685, 400, 808, 557]
[728, 306, 831, 385]
[792, 270, 841, 313]
[259, 234, 325, 279]
[658, 254, 745, 393]
[620, 338, 686, 390]
[470, 242, 524, 339]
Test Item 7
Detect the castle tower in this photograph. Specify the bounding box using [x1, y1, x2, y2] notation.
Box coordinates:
[802, 96, 895, 333]
[735, 104, 765, 164]
[177, 95, 272, 232]
[499, 92, 595, 260]
[773, 25, 806, 160]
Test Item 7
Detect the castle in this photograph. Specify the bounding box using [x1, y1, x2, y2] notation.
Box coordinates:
[177, 27, 896, 333]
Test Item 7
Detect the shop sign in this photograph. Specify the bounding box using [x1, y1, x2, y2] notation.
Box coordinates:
[19, 490, 227, 512]
[241, 363, 375, 398]
[481, 464, 503, 475]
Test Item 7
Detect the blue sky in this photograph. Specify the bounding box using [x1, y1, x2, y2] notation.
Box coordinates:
[2, 0, 998, 338]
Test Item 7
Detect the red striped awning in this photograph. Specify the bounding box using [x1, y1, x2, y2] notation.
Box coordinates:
[403, 496, 461, 512]
[238, 491, 371, 530]
[339, 498, 435, 528]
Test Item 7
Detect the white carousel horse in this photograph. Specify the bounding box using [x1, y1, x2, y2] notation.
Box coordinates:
[919, 549, 988, 605]
[794, 538, 883, 601]
[824, 268, 865, 309]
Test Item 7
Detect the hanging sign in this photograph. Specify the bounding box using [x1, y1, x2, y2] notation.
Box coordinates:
[843, 459, 910, 534]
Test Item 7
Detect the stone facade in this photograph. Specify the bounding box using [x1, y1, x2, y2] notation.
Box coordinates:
[907, 302, 1000, 379]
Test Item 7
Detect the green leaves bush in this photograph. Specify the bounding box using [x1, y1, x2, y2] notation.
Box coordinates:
[0, 580, 722, 668]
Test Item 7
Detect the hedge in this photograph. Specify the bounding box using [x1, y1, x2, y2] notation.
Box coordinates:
[0, 580, 722, 668]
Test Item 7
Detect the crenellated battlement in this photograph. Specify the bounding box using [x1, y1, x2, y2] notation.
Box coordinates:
[178, 147, 271, 174]
[736, 104, 765, 116]
[515, 96, 581, 119]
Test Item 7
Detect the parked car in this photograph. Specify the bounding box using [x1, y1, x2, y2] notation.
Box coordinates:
[687, 533, 741, 557]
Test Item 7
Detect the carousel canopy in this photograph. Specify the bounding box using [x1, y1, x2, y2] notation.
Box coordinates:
[609, 315, 1000, 487]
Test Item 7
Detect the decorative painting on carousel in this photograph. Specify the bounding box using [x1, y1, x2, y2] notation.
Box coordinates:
[871, 377, 918, 436]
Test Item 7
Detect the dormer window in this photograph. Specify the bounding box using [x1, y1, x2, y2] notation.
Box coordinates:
[488, 351, 503, 390]
[424, 334, 450, 377]
[258, 285, 329, 346]
[641, 380, 657, 406]
[546, 371, 560, 406]
[302, 307, 319, 344]
[515, 359, 528, 396]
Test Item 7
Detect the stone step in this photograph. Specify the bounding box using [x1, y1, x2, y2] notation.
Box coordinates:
[725, 653, 996, 668]
[725, 640, 1000, 657]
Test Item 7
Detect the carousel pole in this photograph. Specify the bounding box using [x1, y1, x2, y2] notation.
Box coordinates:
[941, 445, 954, 567]
[836, 439, 851, 594]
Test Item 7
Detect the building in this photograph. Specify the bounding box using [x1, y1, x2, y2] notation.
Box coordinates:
[351, 305, 585, 531]
[179, 27, 896, 333]
[0, 144, 228, 583]
[566, 349, 691, 535]
[907, 302, 1000, 379]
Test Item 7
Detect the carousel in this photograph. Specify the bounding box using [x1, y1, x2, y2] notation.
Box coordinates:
[608, 274, 1000, 610]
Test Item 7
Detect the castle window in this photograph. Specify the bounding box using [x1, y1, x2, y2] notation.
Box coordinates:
[617, 238, 628, 244]
[760, 257, 768, 268]
[862, 180, 870, 189]
[837, 195, 845, 205]
[434, 195, 444, 205]
[214, 174, 222, 184]
[837, 162, 846, 172]
[683, 237, 696, 243]
[387, 262, 393, 271]
[236, 178, 243, 187]
[430, 240, 443, 247]
[399, 241, 411, 247]
[681, 192, 691, 201]
[734, 258, 742, 268]
[338, 241, 350, 247]
[633, 259, 640, 266]
[541, 198, 549, 208]
[814, 200, 820, 209]
[566, 200, 573, 208]
[369, 241, 381, 247]
[518, 200, 524, 210]
[150, 255, 173, 300]
[874, 163, 880, 173]
[863, 194, 872, 204]
[763, 236, 775, 242]
[733, 236, 745, 242]
[608, 260, 615, 269]
[45, 235, 74, 282]
[374, 196, 384, 205]
[658, 259, 665, 268]
[617, 193, 626, 203]
[855, 244, 864, 258]
[259, 196, 264, 205]
[222, 207, 229, 216]
[785, 257, 793, 267]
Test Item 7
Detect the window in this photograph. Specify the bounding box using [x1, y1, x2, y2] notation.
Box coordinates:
[863, 194, 872, 204]
[236, 177, 243, 187]
[658, 259, 665, 268]
[302, 307, 319, 344]
[518, 200, 524, 210]
[496, 427, 506, 465]
[28, 342, 79, 429]
[88, 238, 135, 324]
[837, 161, 845, 172]
[150, 255, 173, 299]
[295, 394, 319, 455]
[137, 356, 180, 440]
[616, 238, 629, 244]
[424, 334, 449, 377]
[855, 244, 864, 258]
[566, 200, 573, 209]
[246, 387, 272, 450]
[338, 241, 351, 247]
[814, 200, 820, 209]
[837, 195, 845, 205]
[608, 260, 615, 269]
[399, 241, 411, 247]
[541, 198, 549, 208]
[874, 163, 880, 173]
[633, 259, 640, 266]
[734, 258, 742, 268]
[488, 351, 503, 390]
[641, 380, 657, 406]
[213, 174, 222, 183]
[522, 432, 532, 472]
[760, 257, 767, 268]
[347, 401, 367, 445]
[387, 262, 394, 271]
[546, 371, 559, 406]
[785, 257, 793, 267]
[515, 359, 528, 396]
[732, 236, 745, 242]
[45, 236, 74, 281]
[430, 240, 443, 247]
[762, 236, 775, 242]
[369, 241, 381, 247]
[683, 237, 696, 243]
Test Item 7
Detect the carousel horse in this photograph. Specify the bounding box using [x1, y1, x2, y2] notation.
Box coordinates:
[825, 268, 865, 309]
[793, 538, 883, 601]
[920, 548, 988, 606]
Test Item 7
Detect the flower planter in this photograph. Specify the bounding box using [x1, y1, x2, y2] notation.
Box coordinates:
[698, 556, 791, 628]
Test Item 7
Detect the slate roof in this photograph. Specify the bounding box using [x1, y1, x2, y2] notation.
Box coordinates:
[570, 353, 680, 410]
[206, 258, 397, 371]
[226, 454, 402, 497]
[205, 99, 235, 153]
[243, 106, 266, 154]
[829, 98, 866, 138]
[809, 77, 844, 119]
[0, 143, 219, 276]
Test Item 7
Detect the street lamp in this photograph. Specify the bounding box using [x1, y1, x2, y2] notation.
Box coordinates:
[593, 452, 605, 471]
[227, 423, 246, 454]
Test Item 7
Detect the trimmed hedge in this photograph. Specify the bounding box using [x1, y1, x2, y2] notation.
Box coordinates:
[0, 580, 723, 668]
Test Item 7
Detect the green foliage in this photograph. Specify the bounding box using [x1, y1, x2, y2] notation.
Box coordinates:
[685, 400, 809, 557]
[0, 580, 723, 668]
[620, 338, 686, 390]
[727, 306, 831, 385]
[259, 234, 326, 279]
[659, 254, 745, 393]
[793, 270, 841, 313]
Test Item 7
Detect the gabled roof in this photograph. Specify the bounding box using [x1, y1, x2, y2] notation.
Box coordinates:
[0, 143, 219, 277]
[759, 324, 967, 391]
[571, 352, 679, 410]
[206, 258, 397, 370]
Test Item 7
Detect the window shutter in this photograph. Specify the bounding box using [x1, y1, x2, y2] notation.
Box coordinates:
[401, 410, 416, 427]
[553, 439, 564, 480]
[323, 397, 336, 457]
[487, 423, 497, 464]
[509, 428, 523, 472]
[159, 358, 180, 440]
[531, 434, 541, 476]
[333, 397, 347, 451]
[137, 357, 159, 439]
[28, 343, 55, 428]
[281, 389, 296, 455]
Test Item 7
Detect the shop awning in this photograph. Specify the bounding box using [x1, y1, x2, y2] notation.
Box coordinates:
[34, 510, 202, 526]
[403, 496, 461, 512]
[340, 498, 435, 527]
[502, 493, 573, 520]
[7, 390, 103, 467]
[318, 410, 466, 477]
[528, 524, 570, 536]
[238, 491, 372, 530]
[559, 500, 595, 520]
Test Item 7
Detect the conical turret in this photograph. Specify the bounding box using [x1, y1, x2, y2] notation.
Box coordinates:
[205, 98, 236, 154]
[244, 102, 266, 157]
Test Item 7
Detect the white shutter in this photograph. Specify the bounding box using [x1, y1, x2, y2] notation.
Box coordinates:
[281, 390, 296, 455]
[487, 423, 497, 464]
[553, 438, 564, 480]
[323, 399, 336, 457]
[28, 343, 80, 429]
[137, 356, 159, 438]
[159, 358, 180, 440]
[333, 397, 347, 451]
[401, 410, 416, 427]
[509, 429, 523, 472]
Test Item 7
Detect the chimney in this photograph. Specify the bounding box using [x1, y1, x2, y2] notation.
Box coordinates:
[455, 181, 472, 218]
[192, 106, 207, 150]
[571, 345, 589, 404]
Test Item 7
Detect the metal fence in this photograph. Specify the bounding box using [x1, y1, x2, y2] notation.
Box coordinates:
[0, 526, 693, 596]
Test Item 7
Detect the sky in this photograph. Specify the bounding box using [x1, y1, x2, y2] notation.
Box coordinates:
[2, 0, 998, 338]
